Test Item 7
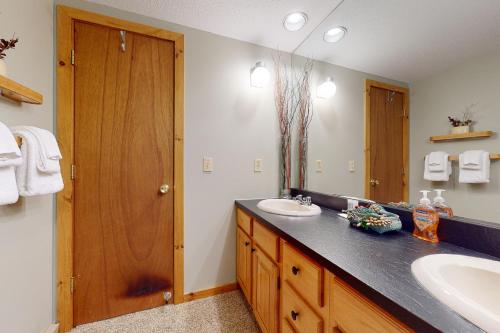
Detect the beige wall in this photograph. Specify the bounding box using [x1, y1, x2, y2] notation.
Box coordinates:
[0, 0, 55, 332]
[409, 48, 500, 223]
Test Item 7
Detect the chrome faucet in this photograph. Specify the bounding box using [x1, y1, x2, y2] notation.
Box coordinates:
[293, 195, 312, 206]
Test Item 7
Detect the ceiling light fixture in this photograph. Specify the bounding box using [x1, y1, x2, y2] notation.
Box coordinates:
[250, 61, 270, 88]
[324, 26, 347, 43]
[283, 12, 308, 32]
[317, 77, 337, 99]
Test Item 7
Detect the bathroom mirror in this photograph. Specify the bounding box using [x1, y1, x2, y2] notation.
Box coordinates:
[290, 0, 500, 223]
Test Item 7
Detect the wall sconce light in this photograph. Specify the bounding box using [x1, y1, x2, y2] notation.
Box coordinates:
[317, 77, 337, 99]
[250, 61, 270, 88]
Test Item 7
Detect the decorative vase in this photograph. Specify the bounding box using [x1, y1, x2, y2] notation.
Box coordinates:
[0, 59, 7, 76]
[451, 125, 470, 134]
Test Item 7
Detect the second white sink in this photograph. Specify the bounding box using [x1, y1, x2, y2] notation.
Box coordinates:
[412, 254, 500, 332]
[257, 199, 321, 217]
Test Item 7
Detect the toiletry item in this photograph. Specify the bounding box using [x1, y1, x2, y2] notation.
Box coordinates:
[413, 190, 439, 243]
[432, 189, 453, 218]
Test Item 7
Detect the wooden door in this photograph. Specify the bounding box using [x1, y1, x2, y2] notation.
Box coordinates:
[73, 21, 175, 325]
[252, 247, 279, 333]
[237, 228, 252, 303]
[368, 85, 406, 203]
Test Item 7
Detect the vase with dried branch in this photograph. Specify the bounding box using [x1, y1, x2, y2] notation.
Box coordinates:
[273, 52, 297, 197]
[296, 60, 314, 189]
[0, 35, 18, 76]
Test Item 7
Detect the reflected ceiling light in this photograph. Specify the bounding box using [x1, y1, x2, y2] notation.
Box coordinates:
[324, 26, 347, 43]
[317, 77, 337, 99]
[250, 61, 270, 88]
[283, 12, 308, 31]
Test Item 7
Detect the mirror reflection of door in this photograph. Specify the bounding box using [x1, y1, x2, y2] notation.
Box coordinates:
[365, 80, 409, 204]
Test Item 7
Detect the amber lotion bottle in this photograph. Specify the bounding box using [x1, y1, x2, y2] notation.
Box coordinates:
[413, 190, 440, 243]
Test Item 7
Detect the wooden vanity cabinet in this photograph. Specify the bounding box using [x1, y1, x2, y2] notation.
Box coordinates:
[235, 207, 412, 333]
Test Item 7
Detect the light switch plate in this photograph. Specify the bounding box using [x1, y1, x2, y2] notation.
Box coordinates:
[348, 160, 355, 172]
[315, 160, 323, 173]
[203, 157, 213, 172]
[254, 158, 263, 172]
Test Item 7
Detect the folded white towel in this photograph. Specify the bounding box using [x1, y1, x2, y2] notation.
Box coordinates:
[459, 151, 490, 183]
[460, 150, 483, 170]
[0, 121, 21, 205]
[428, 151, 448, 172]
[0, 121, 21, 162]
[10, 127, 64, 196]
[0, 166, 19, 205]
[424, 154, 452, 181]
[12, 126, 61, 174]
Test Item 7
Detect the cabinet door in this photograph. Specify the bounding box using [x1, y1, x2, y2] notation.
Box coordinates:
[252, 247, 279, 333]
[237, 228, 252, 303]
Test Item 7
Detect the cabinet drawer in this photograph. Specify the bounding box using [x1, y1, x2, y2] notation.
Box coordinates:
[283, 242, 324, 309]
[236, 208, 252, 235]
[282, 283, 323, 333]
[253, 220, 279, 261]
[333, 279, 413, 333]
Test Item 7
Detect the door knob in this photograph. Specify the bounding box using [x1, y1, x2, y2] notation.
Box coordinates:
[370, 179, 380, 187]
[159, 184, 170, 194]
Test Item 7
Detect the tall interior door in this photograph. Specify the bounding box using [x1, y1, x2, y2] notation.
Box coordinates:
[73, 21, 175, 325]
[368, 85, 406, 203]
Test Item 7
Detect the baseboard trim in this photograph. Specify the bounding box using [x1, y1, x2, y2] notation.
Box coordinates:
[183, 282, 239, 302]
[41, 323, 59, 333]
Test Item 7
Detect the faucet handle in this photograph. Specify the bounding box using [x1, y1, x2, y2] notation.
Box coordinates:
[295, 194, 303, 202]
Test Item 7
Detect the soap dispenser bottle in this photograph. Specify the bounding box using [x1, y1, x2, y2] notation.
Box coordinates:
[433, 189, 454, 218]
[413, 190, 440, 243]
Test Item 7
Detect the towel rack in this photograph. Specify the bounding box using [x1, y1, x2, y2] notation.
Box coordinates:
[15, 136, 22, 147]
[448, 153, 500, 161]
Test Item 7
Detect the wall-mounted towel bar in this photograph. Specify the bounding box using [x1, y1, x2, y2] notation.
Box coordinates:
[448, 154, 500, 161]
[15, 136, 22, 147]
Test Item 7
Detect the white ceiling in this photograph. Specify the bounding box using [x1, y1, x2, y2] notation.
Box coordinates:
[295, 0, 500, 82]
[85, 0, 500, 82]
[85, 0, 343, 53]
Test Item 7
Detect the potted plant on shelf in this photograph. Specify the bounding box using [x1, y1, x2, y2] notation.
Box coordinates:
[0, 36, 19, 77]
[448, 106, 474, 134]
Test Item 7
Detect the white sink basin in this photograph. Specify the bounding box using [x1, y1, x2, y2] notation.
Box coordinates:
[257, 199, 321, 217]
[412, 254, 500, 332]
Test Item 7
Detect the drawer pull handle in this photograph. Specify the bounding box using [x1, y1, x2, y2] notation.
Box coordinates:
[291, 310, 299, 321]
[292, 266, 300, 275]
[244, 241, 250, 246]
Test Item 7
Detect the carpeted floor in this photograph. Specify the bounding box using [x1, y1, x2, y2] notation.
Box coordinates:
[71, 290, 259, 333]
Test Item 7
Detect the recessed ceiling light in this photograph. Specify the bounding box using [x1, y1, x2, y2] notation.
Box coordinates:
[283, 12, 308, 32]
[324, 26, 347, 43]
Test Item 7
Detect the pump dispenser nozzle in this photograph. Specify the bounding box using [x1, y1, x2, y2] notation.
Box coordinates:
[419, 190, 432, 205]
[434, 189, 445, 204]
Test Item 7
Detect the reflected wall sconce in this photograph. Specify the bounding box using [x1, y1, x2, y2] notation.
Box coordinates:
[317, 77, 337, 99]
[250, 61, 270, 88]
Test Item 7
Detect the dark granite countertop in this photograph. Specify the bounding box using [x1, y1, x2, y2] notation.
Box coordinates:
[235, 199, 496, 333]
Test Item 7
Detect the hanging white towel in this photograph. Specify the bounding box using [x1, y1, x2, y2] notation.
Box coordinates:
[10, 127, 64, 196]
[0, 121, 21, 162]
[424, 153, 451, 181]
[0, 121, 22, 204]
[15, 126, 62, 173]
[459, 151, 490, 183]
[428, 151, 448, 172]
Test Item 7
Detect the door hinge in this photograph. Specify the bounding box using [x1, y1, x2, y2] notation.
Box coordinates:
[71, 49, 75, 65]
[71, 164, 76, 180]
[70, 276, 75, 294]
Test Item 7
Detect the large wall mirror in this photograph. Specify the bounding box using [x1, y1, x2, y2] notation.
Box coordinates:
[290, 0, 500, 223]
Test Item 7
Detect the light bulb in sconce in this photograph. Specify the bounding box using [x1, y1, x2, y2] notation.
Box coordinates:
[317, 77, 337, 99]
[250, 61, 270, 88]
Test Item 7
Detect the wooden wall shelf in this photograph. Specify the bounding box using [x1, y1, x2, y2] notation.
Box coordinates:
[449, 153, 500, 161]
[430, 131, 494, 142]
[0, 75, 43, 104]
